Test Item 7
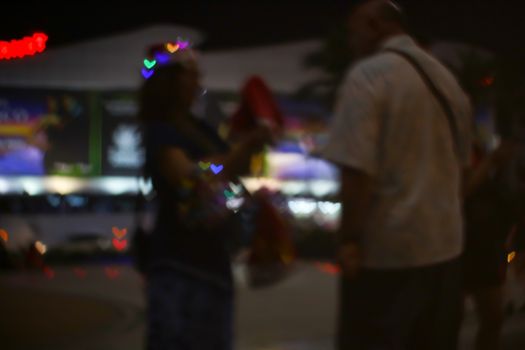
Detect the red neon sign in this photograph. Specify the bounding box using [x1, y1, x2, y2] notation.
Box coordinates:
[0, 33, 48, 60]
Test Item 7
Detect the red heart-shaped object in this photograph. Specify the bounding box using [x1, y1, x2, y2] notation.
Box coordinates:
[112, 238, 127, 251]
[112, 227, 127, 239]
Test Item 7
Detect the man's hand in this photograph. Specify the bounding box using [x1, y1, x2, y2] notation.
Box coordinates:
[338, 242, 362, 279]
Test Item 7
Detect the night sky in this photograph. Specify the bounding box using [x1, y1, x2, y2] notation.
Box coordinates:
[2, 0, 524, 55]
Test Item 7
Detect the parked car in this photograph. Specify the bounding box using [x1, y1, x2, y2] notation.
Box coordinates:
[0, 193, 139, 265]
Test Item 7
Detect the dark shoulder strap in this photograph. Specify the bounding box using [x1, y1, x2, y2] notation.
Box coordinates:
[384, 48, 461, 161]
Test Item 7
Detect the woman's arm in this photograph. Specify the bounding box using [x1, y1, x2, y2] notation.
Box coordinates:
[156, 125, 274, 187]
[157, 147, 196, 188]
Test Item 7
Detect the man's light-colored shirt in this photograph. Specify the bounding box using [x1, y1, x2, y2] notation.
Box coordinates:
[323, 35, 472, 269]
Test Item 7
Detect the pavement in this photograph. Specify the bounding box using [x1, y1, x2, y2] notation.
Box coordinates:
[1, 262, 525, 350]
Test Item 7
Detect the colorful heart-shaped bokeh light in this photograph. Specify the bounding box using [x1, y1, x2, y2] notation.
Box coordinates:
[224, 189, 235, 199]
[112, 238, 127, 252]
[141, 67, 154, 79]
[143, 58, 157, 69]
[166, 43, 179, 53]
[112, 227, 127, 240]
[210, 164, 224, 174]
[198, 161, 211, 170]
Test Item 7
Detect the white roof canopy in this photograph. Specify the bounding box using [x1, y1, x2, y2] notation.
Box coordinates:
[200, 40, 323, 94]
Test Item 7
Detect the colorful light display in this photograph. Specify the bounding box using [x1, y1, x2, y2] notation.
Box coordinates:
[141, 38, 192, 79]
[0, 33, 48, 60]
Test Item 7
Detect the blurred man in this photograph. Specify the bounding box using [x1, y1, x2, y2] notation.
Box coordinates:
[322, 1, 472, 349]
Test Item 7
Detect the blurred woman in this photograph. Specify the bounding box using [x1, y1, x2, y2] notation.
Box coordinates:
[137, 49, 273, 350]
[463, 135, 521, 350]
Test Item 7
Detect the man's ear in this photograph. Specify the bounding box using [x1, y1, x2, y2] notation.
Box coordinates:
[366, 16, 380, 31]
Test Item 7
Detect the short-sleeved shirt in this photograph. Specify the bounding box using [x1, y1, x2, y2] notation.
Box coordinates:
[144, 116, 232, 287]
[323, 35, 472, 269]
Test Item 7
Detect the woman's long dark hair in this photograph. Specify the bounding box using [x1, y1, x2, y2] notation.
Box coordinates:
[137, 63, 185, 124]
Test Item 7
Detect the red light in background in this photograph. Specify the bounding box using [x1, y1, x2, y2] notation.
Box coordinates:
[73, 267, 87, 278]
[481, 76, 495, 87]
[0, 32, 48, 60]
[104, 266, 120, 279]
[315, 262, 341, 275]
[42, 266, 55, 279]
[0, 229, 8, 243]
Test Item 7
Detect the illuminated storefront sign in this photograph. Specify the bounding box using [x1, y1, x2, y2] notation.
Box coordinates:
[0, 33, 48, 60]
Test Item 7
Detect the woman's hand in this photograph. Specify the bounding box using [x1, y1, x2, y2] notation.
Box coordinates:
[204, 122, 280, 180]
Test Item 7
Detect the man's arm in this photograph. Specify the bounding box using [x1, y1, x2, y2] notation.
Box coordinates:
[337, 166, 376, 278]
[321, 66, 381, 277]
[339, 166, 376, 243]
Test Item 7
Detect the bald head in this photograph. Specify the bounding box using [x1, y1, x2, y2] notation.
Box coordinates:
[348, 0, 407, 58]
[352, 0, 405, 25]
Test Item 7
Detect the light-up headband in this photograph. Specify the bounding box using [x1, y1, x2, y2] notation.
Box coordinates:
[141, 38, 196, 79]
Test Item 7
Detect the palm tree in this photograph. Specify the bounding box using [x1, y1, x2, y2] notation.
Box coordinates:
[455, 50, 525, 138]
